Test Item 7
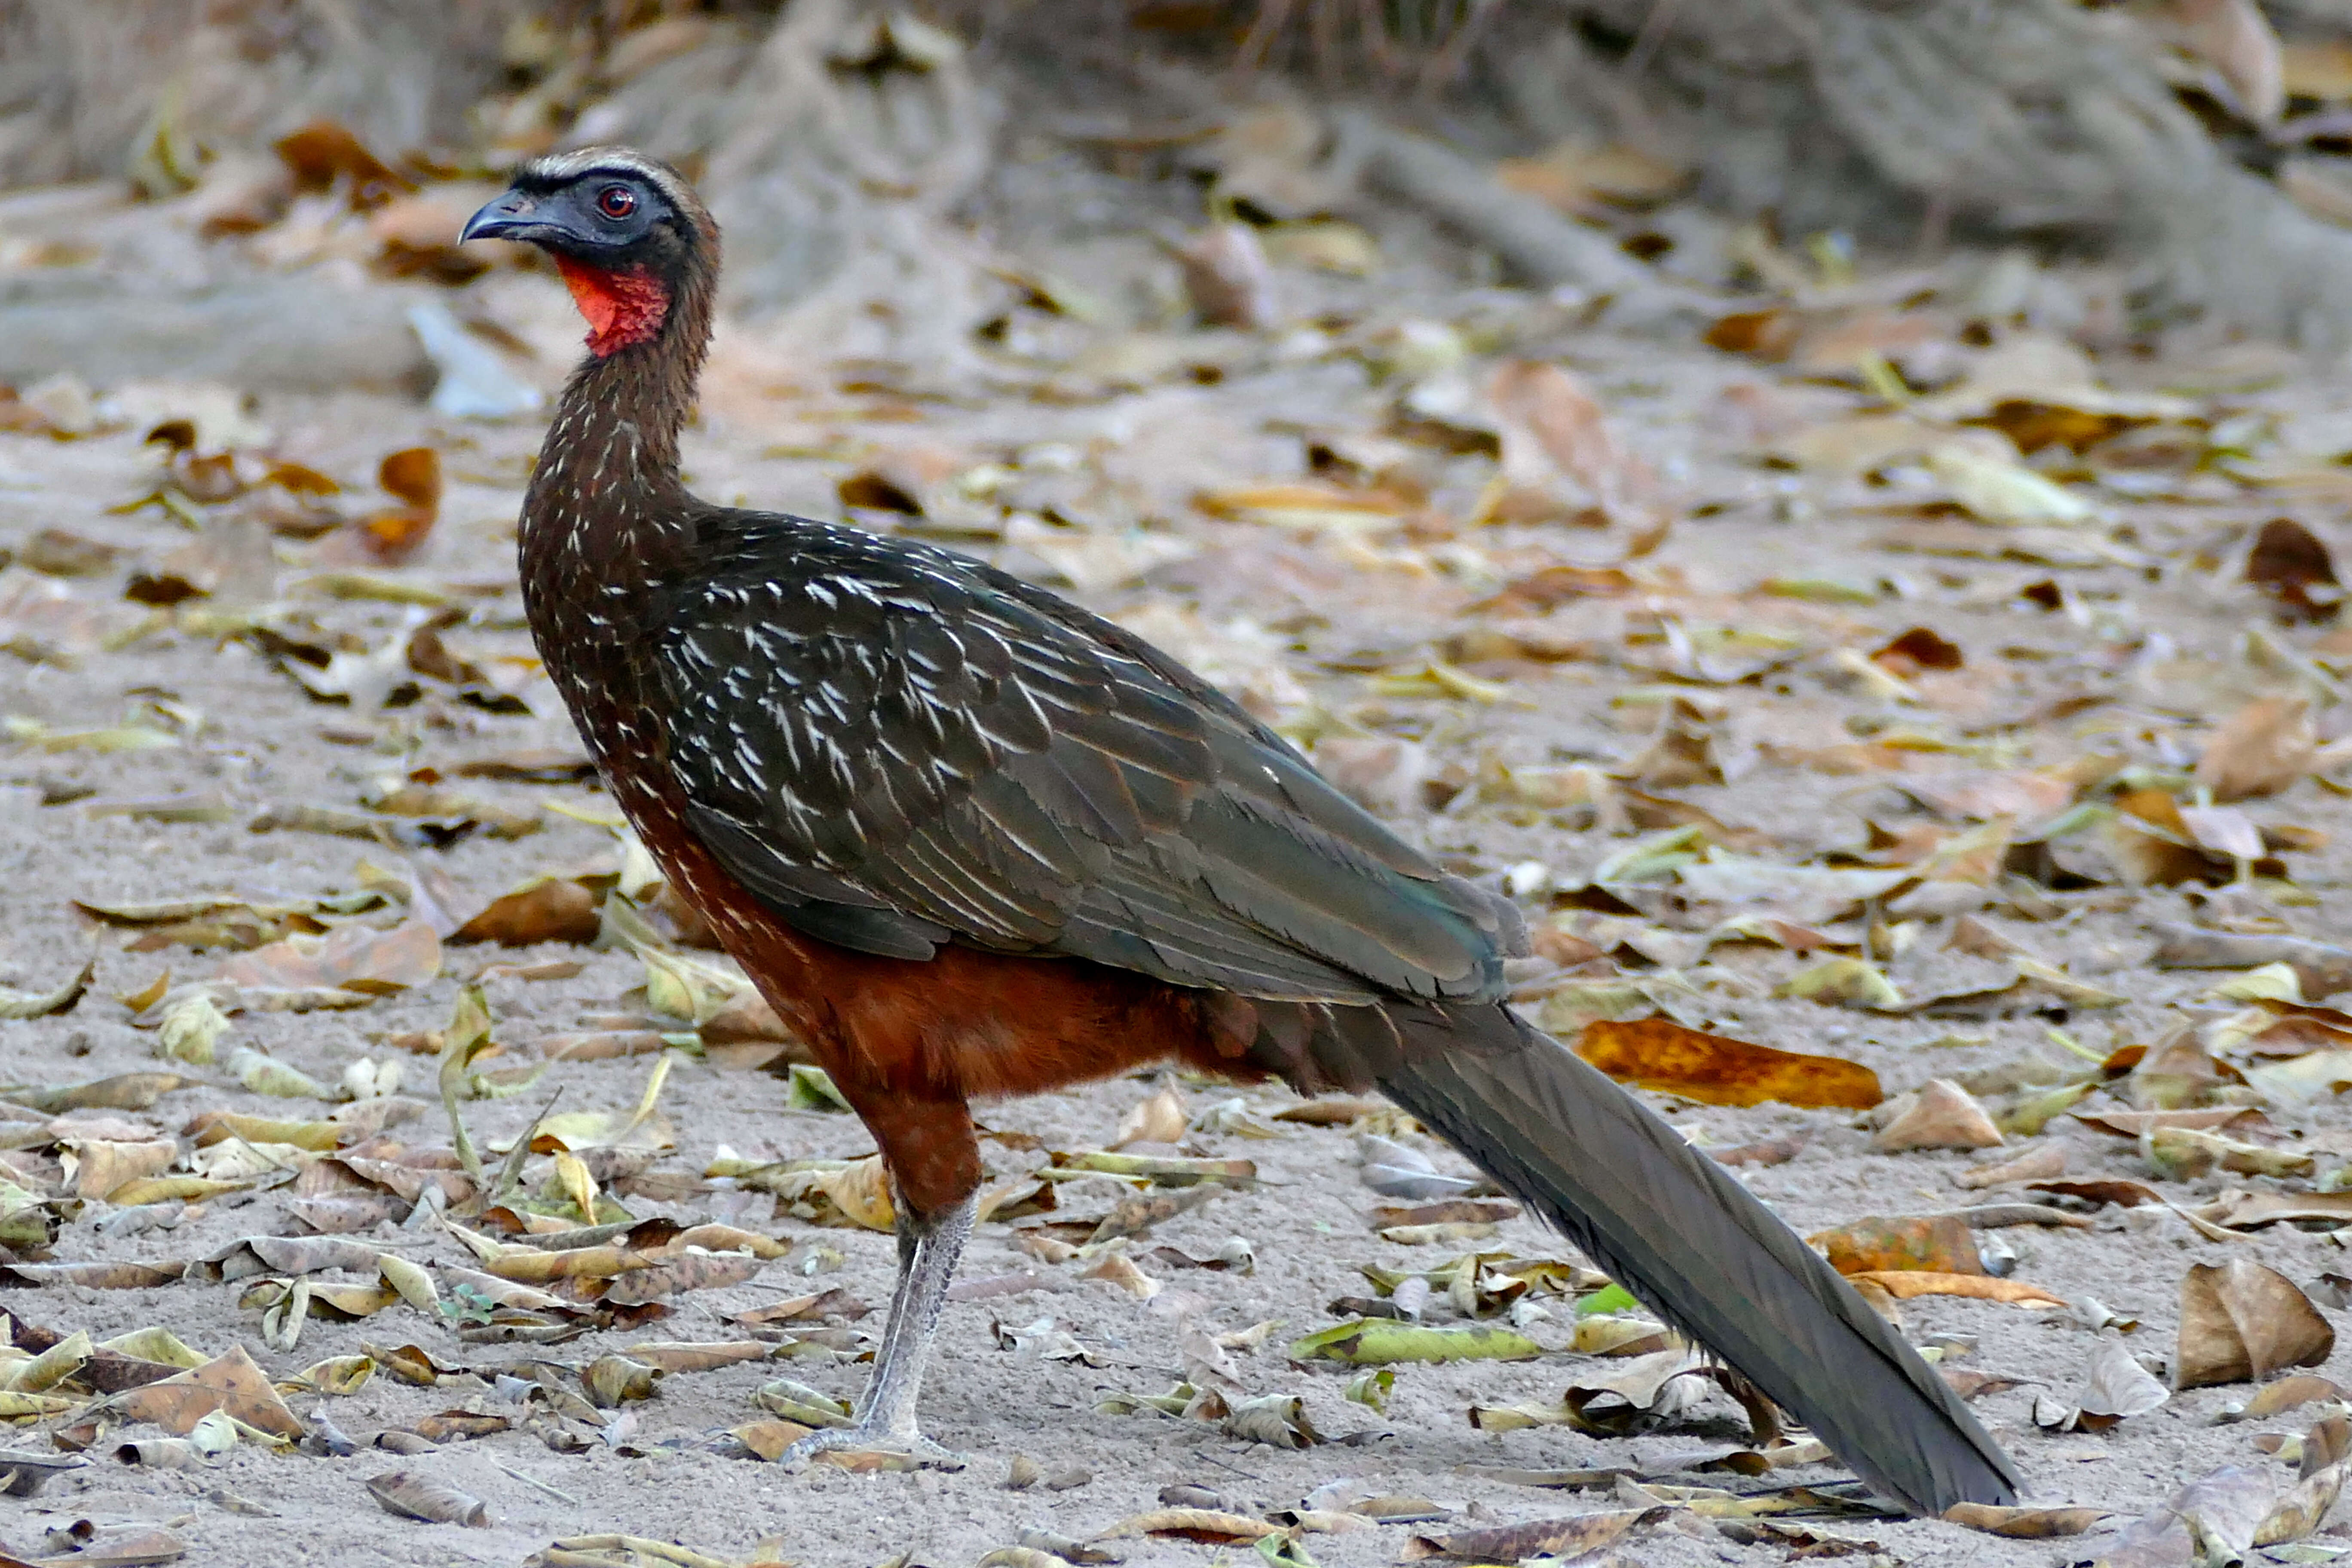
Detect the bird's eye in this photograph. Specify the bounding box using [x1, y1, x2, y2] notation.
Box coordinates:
[596, 184, 637, 220]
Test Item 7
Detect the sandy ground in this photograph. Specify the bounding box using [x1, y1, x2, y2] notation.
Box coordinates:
[10, 147, 2352, 1568]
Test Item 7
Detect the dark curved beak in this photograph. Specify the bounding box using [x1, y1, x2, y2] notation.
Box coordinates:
[459, 189, 546, 245]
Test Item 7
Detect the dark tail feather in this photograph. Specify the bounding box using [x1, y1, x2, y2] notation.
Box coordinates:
[1377, 1006, 2020, 1516]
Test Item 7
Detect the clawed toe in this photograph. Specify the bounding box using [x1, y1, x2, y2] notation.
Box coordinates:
[777, 1424, 966, 1472]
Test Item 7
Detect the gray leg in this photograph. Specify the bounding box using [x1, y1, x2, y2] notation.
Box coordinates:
[779, 1191, 976, 1469]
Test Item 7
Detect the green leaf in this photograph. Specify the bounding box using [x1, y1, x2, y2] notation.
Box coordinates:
[1287, 1319, 1540, 1366]
[640, 946, 743, 1024]
[1775, 957, 1903, 1010]
[1758, 576, 1879, 605]
[1254, 1532, 1316, 1568]
[1052, 1152, 1257, 1188]
[1591, 824, 1706, 884]
[437, 983, 496, 1182]
[1996, 1079, 2095, 1137]
[785, 1063, 854, 1114]
[436, 1283, 496, 1326]
[1575, 1283, 1640, 1317]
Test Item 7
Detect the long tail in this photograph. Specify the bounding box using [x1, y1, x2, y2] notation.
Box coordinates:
[1375, 1006, 2020, 1515]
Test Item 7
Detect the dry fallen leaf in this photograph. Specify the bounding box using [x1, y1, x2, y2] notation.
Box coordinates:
[2257, 1413, 2351, 1546]
[405, 1409, 509, 1442]
[2076, 1105, 2263, 1138]
[4, 1524, 191, 1566]
[1222, 1392, 1320, 1449]
[352, 447, 441, 565]
[1093, 1509, 1282, 1544]
[1942, 1503, 2112, 1537]
[111, 1344, 305, 1439]
[622, 1340, 772, 1375]
[1615, 695, 1747, 790]
[2146, 1124, 2309, 1181]
[1709, 1131, 1808, 1168]
[1480, 359, 1659, 533]
[0, 1260, 188, 1290]
[185, 1109, 345, 1152]
[2197, 697, 2318, 802]
[2219, 1372, 2343, 1424]
[1706, 307, 1804, 361]
[582, 1353, 662, 1407]
[532, 1056, 678, 1156]
[1111, 1086, 1188, 1149]
[364, 1470, 489, 1527]
[1874, 1079, 2005, 1152]
[1403, 1506, 1666, 1562]
[2061, 1472, 2228, 1567]
[451, 877, 601, 946]
[1574, 1016, 1882, 1109]
[1079, 1250, 1161, 1301]
[1955, 1142, 2067, 1189]
[750, 1153, 895, 1231]
[1872, 625, 1963, 676]
[220, 919, 442, 997]
[2176, 1259, 2335, 1388]
[1810, 1214, 1985, 1276]
[60, 1136, 175, 1199]
[8, 1072, 188, 1114]
[0, 962, 92, 1021]
[2188, 1190, 2352, 1231]
[275, 119, 410, 198]
[1841, 1271, 2066, 1307]
[2107, 787, 2236, 886]
[1177, 224, 1276, 330]
[2035, 1337, 2171, 1432]
[1542, 1348, 1731, 1431]
[2246, 517, 2341, 622]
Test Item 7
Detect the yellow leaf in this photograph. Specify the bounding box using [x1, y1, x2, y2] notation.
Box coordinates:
[1841, 1271, 2066, 1307]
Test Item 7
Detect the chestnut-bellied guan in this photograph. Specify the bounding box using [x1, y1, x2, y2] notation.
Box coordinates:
[461, 150, 2020, 1512]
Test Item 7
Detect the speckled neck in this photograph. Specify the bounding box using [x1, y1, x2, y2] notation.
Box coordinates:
[520, 244, 717, 595]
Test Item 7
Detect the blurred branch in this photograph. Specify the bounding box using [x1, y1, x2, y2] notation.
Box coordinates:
[1338, 108, 1655, 293]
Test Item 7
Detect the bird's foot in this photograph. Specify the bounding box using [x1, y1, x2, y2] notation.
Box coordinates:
[777, 1422, 966, 1473]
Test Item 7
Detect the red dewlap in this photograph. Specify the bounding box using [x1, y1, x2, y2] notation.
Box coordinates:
[555, 258, 671, 356]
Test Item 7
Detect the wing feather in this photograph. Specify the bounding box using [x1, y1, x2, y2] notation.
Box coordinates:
[649, 516, 1518, 1003]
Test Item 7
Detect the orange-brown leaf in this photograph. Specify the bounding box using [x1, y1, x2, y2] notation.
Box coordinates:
[220, 918, 442, 995]
[274, 120, 414, 203]
[1574, 1017, 1882, 1109]
[1872, 625, 1964, 675]
[378, 447, 443, 511]
[1705, 308, 1802, 361]
[451, 879, 601, 947]
[358, 506, 435, 564]
[2247, 517, 2340, 623]
[1810, 1214, 1985, 1276]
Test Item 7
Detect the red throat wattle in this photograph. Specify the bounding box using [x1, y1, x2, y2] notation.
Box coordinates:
[555, 258, 670, 357]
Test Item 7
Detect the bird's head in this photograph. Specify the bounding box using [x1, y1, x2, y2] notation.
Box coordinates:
[461, 147, 717, 359]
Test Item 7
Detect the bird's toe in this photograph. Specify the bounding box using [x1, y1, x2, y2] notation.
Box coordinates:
[777, 1424, 966, 1472]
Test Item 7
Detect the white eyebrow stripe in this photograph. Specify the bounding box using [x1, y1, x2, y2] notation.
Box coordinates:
[516, 146, 697, 212]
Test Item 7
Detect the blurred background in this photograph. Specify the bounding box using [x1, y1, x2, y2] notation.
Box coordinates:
[7, 0, 2352, 408]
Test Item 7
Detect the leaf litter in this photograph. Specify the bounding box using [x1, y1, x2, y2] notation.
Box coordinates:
[22, 41, 2352, 1568]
